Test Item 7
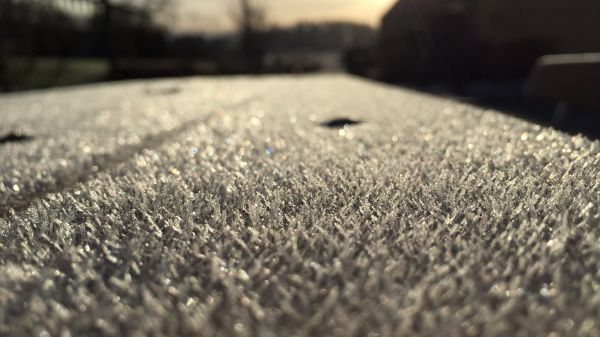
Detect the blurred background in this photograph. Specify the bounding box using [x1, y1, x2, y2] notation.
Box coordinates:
[1, 0, 599, 135]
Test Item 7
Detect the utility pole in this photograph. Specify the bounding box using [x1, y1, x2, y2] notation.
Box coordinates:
[235, 0, 266, 73]
[97, 0, 117, 76]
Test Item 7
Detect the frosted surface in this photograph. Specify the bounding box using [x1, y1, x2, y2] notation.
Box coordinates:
[0, 75, 599, 336]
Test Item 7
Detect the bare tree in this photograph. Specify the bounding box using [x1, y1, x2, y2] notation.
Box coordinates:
[231, 0, 267, 72]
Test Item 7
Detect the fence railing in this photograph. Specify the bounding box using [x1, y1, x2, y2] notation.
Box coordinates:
[0, 0, 108, 91]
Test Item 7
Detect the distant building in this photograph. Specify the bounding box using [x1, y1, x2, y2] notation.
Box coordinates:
[379, 0, 600, 83]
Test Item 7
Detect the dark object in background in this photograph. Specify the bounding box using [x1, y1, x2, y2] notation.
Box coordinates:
[526, 53, 600, 109]
[379, 0, 600, 83]
[524, 53, 600, 136]
[342, 47, 378, 78]
[263, 52, 322, 74]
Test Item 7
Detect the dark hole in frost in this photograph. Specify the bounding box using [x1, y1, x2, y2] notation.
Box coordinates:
[0, 133, 34, 144]
[320, 118, 363, 129]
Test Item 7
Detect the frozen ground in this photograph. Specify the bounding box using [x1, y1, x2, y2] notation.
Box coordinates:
[0, 75, 599, 336]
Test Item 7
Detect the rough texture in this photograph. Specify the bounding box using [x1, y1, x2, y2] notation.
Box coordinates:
[0, 75, 599, 337]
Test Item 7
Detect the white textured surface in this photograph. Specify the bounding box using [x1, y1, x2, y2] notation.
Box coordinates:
[0, 75, 599, 336]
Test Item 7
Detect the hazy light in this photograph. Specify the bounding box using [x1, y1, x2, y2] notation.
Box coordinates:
[174, 0, 396, 34]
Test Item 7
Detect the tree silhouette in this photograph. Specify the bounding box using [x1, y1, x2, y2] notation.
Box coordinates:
[231, 0, 267, 72]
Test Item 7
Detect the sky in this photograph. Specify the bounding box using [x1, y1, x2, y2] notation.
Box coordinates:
[174, 0, 396, 34]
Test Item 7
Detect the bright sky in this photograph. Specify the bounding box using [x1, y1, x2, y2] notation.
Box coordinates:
[175, 0, 396, 33]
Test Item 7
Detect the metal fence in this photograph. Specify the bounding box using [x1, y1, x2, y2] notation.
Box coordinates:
[0, 0, 107, 91]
